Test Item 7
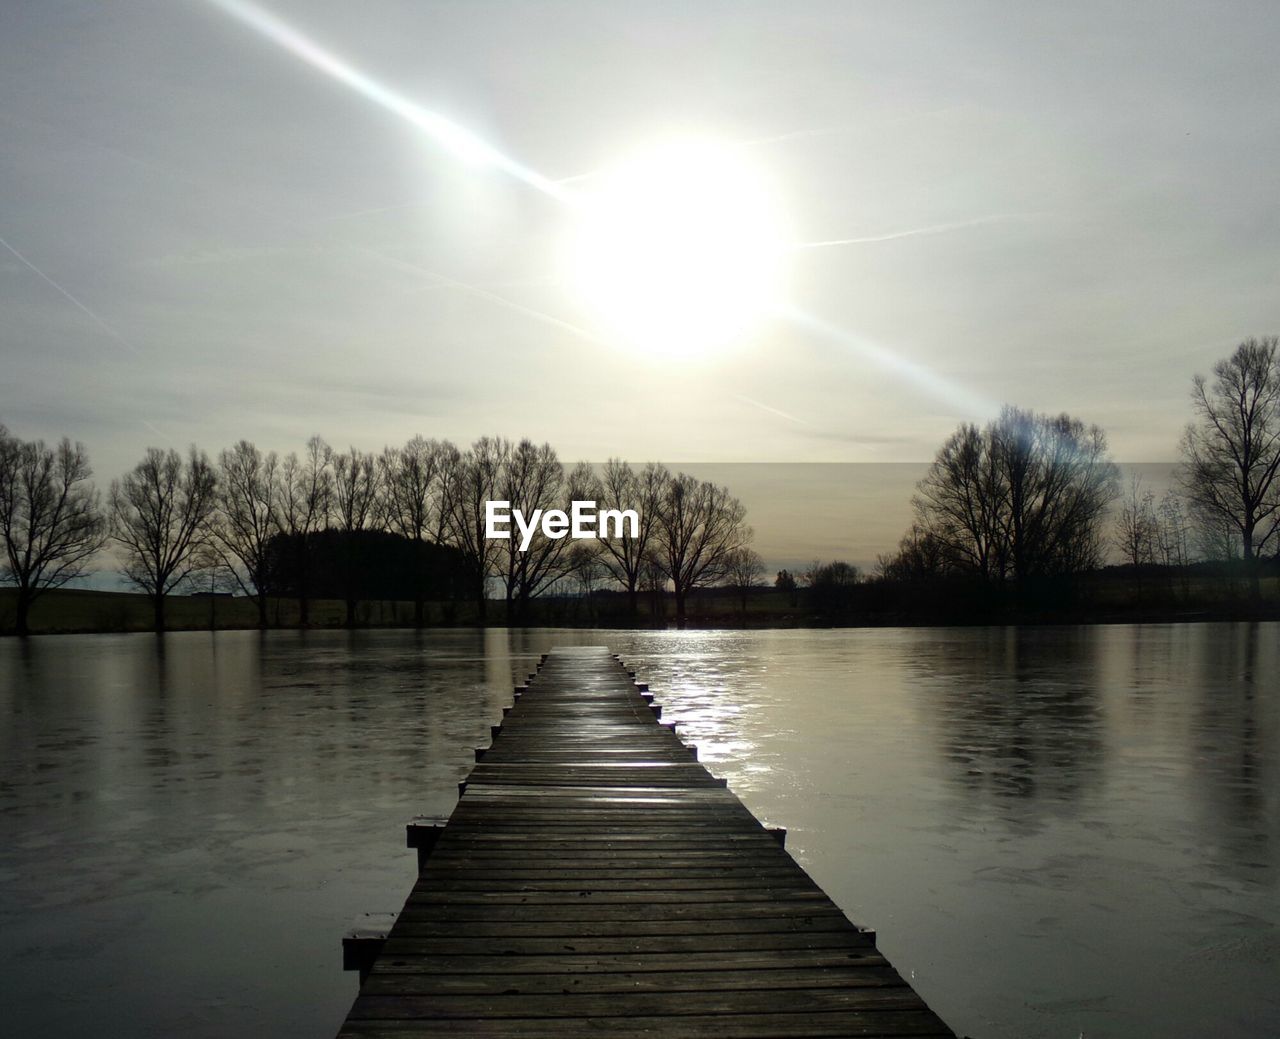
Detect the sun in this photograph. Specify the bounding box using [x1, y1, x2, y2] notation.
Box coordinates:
[562, 138, 789, 359]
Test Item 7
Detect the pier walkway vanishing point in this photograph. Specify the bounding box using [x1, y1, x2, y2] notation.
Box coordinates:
[337, 646, 957, 1037]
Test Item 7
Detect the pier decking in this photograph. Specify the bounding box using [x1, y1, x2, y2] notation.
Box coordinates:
[337, 646, 956, 1038]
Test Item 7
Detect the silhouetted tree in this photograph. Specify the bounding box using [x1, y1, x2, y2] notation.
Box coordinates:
[726, 547, 765, 613]
[654, 472, 751, 624]
[269, 527, 468, 608]
[807, 560, 860, 614]
[878, 524, 949, 582]
[640, 549, 666, 621]
[1179, 337, 1280, 600]
[913, 423, 1006, 580]
[380, 435, 448, 626]
[774, 569, 798, 606]
[277, 436, 332, 625]
[331, 445, 381, 626]
[0, 426, 107, 636]
[800, 560, 822, 588]
[568, 540, 604, 620]
[514, 459, 597, 615]
[442, 436, 508, 620]
[1152, 490, 1193, 598]
[1195, 505, 1242, 563]
[111, 446, 217, 633]
[913, 406, 1118, 587]
[212, 440, 280, 628]
[590, 459, 668, 613]
[1154, 491, 1192, 569]
[1114, 474, 1157, 568]
[494, 439, 565, 619]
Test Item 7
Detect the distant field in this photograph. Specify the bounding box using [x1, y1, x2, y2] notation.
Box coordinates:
[0, 588, 487, 635]
[2, 573, 1275, 636]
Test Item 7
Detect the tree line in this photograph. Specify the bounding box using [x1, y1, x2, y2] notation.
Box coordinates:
[878, 337, 1280, 603]
[5, 337, 1276, 633]
[0, 430, 754, 635]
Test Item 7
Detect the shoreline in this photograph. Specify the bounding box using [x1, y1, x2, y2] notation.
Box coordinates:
[3, 591, 1276, 638]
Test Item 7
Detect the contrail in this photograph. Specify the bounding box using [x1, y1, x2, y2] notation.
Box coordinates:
[0, 233, 140, 354]
[733, 393, 813, 428]
[202, 0, 572, 204]
[740, 125, 855, 148]
[794, 214, 1038, 249]
[360, 248, 610, 349]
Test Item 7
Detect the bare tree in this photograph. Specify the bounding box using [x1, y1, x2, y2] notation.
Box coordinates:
[913, 423, 1006, 579]
[912, 406, 1118, 586]
[725, 546, 765, 613]
[992, 407, 1118, 581]
[1154, 491, 1192, 570]
[277, 435, 332, 625]
[380, 435, 447, 626]
[493, 439, 565, 619]
[110, 446, 217, 633]
[331, 445, 381, 627]
[1114, 474, 1157, 568]
[516, 459, 598, 615]
[1194, 503, 1242, 563]
[212, 440, 280, 628]
[591, 459, 668, 613]
[774, 568, 798, 606]
[442, 436, 508, 620]
[432, 440, 463, 545]
[189, 541, 240, 629]
[640, 549, 666, 621]
[0, 427, 107, 636]
[568, 540, 605, 620]
[1179, 337, 1280, 599]
[654, 472, 752, 624]
[878, 524, 948, 582]
[806, 559, 861, 614]
[1153, 490, 1193, 598]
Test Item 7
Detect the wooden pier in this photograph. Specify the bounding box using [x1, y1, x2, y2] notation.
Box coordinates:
[338, 646, 956, 1038]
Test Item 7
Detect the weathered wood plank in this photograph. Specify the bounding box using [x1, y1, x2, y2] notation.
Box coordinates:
[348, 987, 931, 1017]
[339, 1009, 953, 1037]
[360, 965, 905, 994]
[380, 933, 874, 956]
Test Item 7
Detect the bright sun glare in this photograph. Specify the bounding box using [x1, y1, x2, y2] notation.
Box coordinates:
[563, 139, 789, 359]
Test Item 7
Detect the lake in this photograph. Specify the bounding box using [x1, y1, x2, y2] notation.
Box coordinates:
[1, 624, 1276, 1037]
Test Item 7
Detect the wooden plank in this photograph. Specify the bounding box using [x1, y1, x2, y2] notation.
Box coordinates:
[360, 965, 906, 993]
[339, 1009, 953, 1037]
[380, 933, 873, 956]
[347, 988, 931, 1017]
[373, 946, 890, 972]
[383, 917, 864, 938]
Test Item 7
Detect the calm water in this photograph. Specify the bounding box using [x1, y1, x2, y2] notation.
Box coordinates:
[1, 625, 1277, 1038]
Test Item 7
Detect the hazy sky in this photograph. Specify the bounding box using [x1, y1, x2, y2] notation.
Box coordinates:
[3, 1, 1278, 534]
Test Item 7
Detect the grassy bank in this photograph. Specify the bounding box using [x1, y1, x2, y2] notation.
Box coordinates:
[0, 588, 487, 635]
[3, 572, 1278, 637]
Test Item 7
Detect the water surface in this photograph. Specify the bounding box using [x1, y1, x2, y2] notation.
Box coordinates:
[1, 624, 1276, 1037]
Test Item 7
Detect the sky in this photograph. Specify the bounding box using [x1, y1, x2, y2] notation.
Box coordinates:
[2, 1, 1278, 565]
